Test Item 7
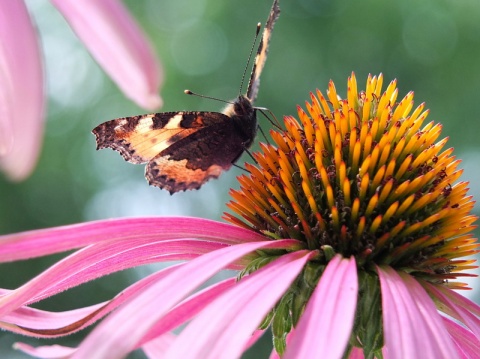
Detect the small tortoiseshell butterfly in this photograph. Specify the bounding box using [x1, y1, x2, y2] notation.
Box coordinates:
[92, 0, 280, 194]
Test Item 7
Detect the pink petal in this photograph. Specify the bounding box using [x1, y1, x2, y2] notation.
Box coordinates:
[0, 1, 44, 180]
[0, 217, 269, 262]
[424, 282, 480, 339]
[377, 266, 458, 358]
[0, 238, 229, 318]
[142, 333, 175, 359]
[443, 317, 480, 359]
[51, 0, 163, 110]
[1, 301, 105, 335]
[284, 255, 358, 359]
[164, 250, 315, 359]
[1, 266, 180, 336]
[138, 278, 236, 346]
[349, 347, 365, 359]
[13, 343, 76, 359]
[72, 240, 297, 359]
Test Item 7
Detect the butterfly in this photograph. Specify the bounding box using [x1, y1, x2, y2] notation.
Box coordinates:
[92, 0, 280, 194]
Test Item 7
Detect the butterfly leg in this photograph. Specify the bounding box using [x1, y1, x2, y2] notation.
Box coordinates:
[257, 124, 271, 145]
[232, 163, 251, 173]
[242, 147, 259, 164]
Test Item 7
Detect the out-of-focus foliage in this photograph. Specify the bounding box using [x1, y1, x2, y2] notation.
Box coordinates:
[1, 0, 479, 357]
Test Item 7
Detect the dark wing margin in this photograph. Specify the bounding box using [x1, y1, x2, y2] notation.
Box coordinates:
[246, 0, 280, 103]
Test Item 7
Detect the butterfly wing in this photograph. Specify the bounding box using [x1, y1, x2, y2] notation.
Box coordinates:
[92, 112, 225, 164]
[92, 111, 247, 193]
[246, 0, 280, 103]
[146, 116, 249, 193]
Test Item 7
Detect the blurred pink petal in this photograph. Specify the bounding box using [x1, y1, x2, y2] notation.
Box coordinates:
[164, 250, 314, 359]
[0, 1, 44, 180]
[378, 266, 458, 358]
[51, 0, 163, 110]
[284, 255, 358, 359]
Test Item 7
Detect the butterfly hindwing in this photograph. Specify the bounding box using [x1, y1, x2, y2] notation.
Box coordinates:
[146, 115, 249, 193]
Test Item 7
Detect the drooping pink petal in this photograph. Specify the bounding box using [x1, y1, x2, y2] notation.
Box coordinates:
[164, 250, 315, 359]
[72, 239, 300, 359]
[1, 300, 105, 335]
[443, 317, 480, 359]
[0, 1, 44, 180]
[0, 265, 180, 336]
[2, 277, 236, 357]
[13, 343, 76, 359]
[378, 266, 459, 358]
[0, 239, 223, 317]
[0, 217, 269, 262]
[50, 0, 163, 110]
[284, 255, 358, 359]
[138, 278, 236, 346]
[424, 282, 480, 339]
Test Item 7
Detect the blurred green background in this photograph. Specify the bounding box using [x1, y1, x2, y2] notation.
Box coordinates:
[1, 0, 479, 357]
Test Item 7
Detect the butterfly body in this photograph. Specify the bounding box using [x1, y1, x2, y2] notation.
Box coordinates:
[92, 0, 279, 194]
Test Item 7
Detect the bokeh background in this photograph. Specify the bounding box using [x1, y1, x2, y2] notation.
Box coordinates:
[1, 0, 479, 357]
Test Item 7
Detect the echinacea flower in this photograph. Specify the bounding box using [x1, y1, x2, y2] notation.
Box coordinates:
[0, 0, 163, 181]
[0, 74, 479, 358]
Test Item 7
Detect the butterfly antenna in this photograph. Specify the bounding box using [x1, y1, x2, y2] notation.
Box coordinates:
[238, 23, 262, 96]
[184, 90, 233, 105]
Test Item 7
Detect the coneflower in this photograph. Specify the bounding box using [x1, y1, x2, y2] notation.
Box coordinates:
[224, 72, 479, 357]
[0, 74, 478, 358]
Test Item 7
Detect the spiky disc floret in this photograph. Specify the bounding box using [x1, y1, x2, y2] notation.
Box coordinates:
[225, 73, 478, 288]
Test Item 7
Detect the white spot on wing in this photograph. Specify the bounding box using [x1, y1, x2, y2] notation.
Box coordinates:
[164, 114, 184, 129]
[138, 116, 154, 129]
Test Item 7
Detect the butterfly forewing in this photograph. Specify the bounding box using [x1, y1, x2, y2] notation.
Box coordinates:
[93, 112, 213, 164]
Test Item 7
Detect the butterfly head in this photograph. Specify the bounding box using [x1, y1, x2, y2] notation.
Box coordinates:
[222, 95, 257, 148]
